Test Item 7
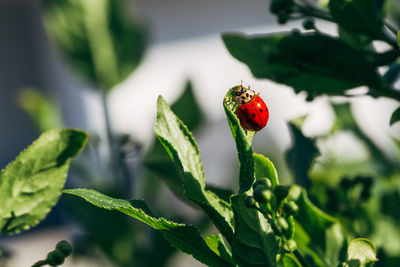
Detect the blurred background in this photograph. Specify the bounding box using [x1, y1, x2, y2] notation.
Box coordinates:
[0, 0, 399, 266]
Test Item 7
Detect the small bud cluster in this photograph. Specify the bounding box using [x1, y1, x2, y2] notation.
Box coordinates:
[245, 178, 299, 253]
[270, 0, 295, 24]
[46, 241, 72, 266]
[32, 240, 72, 267]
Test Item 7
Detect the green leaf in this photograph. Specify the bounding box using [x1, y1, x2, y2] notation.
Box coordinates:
[0, 129, 87, 235]
[286, 123, 319, 188]
[282, 254, 301, 267]
[145, 81, 205, 198]
[222, 32, 383, 98]
[329, 0, 385, 40]
[18, 88, 64, 132]
[205, 234, 235, 265]
[42, 0, 146, 91]
[63, 189, 232, 267]
[223, 89, 256, 192]
[390, 106, 400, 125]
[155, 96, 234, 243]
[231, 193, 279, 267]
[253, 153, 279, 188]
[398, 31, 400, 48]
[346, 238, 377, 267]
[290, 186, 346, 266]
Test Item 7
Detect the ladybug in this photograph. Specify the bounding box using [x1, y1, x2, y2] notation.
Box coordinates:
[234, 84, 269, 131]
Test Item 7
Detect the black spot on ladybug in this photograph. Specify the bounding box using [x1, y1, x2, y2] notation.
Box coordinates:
[257, 100, 260, 103]
[252, 113, 255, 117]
[259, 109, 263, 112]
[241, 96, 246, 99]
[266, 108, 268, 112]
[244, 108, 248, 111]
[241, 100, 245, 104]
[246, 93, 249, 97]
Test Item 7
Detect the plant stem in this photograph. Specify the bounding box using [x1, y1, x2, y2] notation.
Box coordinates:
[293, 249, 311, 267]
[100, 91, 132, 197]
[31, 260, 47, 267]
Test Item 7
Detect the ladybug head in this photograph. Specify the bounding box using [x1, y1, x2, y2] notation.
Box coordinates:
[235, 85, 246, 96]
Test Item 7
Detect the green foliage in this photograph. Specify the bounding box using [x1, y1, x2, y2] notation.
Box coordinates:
[144, 81, 205, 198]
[223, 88, 256, 192]
[42, 0, 146, 91]
[154, 96, 234, 242]
[390, 106, 400, 125]
[345, 238, 376, 267]
[0, 129, 87, 235]
[222, 32, 384, 99]
[63, 189, 232, 267]
[286, 123, 319, 188]
[18, 88, 64, 132]
[329, 0, 385, 40]
[231, 193, 279, 267]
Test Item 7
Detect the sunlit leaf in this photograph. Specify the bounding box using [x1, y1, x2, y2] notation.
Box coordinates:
[0, 129, 87, 235]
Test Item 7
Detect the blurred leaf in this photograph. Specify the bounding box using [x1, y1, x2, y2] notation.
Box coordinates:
[332, 103, 395, 174]
[390, 106, 400, 125]
[155, 96, 234, 243]
[231, 193, 279, 267]
[171, 81, 204, 131]
[0, 129, 87, 235]
[338, 27, 374, 53]
[222, 32, 383, 98]
[286, 123, 319, 188]
[223, 88, 256, 192]
[290, 186, 346, 266]
[253, 153, 279, 188]
[42, 0, 146, 91]
[205, 234, 235, 265]
[398, 31, 400, 48]
[282, 254, 301, 266]
[18, 88, 64, 132]
[63, 189, 232, 267]
[205, 185, 233, 203]
[346, 238, 377, 267]
[329, 0, 385, 40]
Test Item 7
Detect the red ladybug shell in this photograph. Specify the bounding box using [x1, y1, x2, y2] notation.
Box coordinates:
[236, 95, 269, 131]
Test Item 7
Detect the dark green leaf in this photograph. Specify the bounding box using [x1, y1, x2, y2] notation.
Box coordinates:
[155, 96, 234, 243]
[0, 129, 87, 235]
[253, 153, 279, 188]
[205, 234, 235, 265]
[329, 0, 385, 40]
[231, 193, 279, 267]
[290, 186, 346, 266]
[346, 238, 376, 267]
[222, 32, 383, 98]
[42, 0, 146, 91]
[286, 123, 319, 188]
[223, 88, 256, 192]
[398, 31, 400, 48]
[18, 88, 64, 132]
[63, 189, 232, 267]
[390, 106, 400, 125]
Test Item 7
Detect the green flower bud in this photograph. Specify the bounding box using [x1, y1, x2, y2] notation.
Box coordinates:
[271, 219, 283, 236]
[274, 185, 290, 203]
[283, 201, 299, 216]
[254, 188, 273, 203]
[252, 178, 272, 191]
[277, 217, 289, 232]
[245, 196, 257, 208]
[283, 239, 297, 252]
[56, 240, 72, 257]
[46, 250, 65, 266]
[302, 18, 315, 30]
